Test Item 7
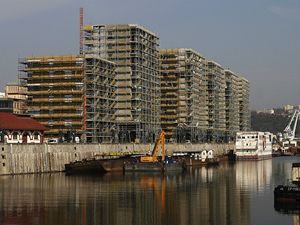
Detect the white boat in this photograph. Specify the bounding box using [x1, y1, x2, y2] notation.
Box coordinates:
[235, 131, 273, 160]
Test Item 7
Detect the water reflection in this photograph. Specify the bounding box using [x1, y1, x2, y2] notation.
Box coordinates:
[235, 160, 272, 193]
[0, 158, 298, 225]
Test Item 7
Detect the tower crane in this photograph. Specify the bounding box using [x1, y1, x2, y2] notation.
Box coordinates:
[282, 110, 300, 151]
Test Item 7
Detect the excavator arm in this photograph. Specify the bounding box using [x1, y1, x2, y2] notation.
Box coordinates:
[140, 131, 165, 162]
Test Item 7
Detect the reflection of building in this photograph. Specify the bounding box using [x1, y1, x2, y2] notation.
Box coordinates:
[0, 166, 252, 225]
[235, 160, 272, 192]
[0, 112, 46, 143]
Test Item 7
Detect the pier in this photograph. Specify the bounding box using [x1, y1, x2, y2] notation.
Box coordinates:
[0, 143, 233, 175]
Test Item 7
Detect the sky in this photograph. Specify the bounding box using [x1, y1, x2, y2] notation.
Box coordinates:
[0, 0, 299, 110]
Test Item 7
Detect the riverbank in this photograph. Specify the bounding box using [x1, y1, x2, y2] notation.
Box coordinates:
[0, 143, 234, 175]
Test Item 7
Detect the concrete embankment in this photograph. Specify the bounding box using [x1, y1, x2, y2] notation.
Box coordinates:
[0, 143, 234, 175]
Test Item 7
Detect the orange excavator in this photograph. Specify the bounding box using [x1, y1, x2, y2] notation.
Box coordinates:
[140, 131, 165, 163]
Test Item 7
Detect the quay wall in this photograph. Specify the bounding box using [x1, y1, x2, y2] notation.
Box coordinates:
[0, 143, 234, 175]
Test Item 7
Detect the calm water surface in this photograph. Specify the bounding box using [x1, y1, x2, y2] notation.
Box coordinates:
[0, 157, 300, 225]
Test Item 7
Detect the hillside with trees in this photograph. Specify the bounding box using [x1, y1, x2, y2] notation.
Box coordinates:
[251, 111, 294, 134]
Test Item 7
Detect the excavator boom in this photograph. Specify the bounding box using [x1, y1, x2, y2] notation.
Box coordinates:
[140, 131, 165, 162]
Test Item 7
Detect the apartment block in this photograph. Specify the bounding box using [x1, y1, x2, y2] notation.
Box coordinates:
[237, 77, 250, 131]
[20, 55, 116, 143]
[19, 55, 85, 141]
[224, 70, 240, 135]
[84, 54, 116, 143]
[160, 49, 207, 142]
[84, 24, 160, 143]
[206, 61, 226, 141]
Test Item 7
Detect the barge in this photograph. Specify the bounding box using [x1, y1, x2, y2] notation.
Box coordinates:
[65, 154, 138, 175]
[124, 131, 185, 172]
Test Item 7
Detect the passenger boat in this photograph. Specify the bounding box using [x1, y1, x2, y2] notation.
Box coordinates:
[235, 131, 273, 160]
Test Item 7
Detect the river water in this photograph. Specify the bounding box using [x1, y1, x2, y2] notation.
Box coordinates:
[0, 156, 299, 225]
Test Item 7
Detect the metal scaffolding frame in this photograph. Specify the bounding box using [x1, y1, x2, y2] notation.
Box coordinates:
[19, 55, 85, 141]
[160, 49, 207, 142]
[84, 24, 161, 143]
[84, 54, 116, 143]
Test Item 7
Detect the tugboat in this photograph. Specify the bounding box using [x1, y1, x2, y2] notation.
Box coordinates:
[274, 163, 300, 211]
[124, 131, 185, 172]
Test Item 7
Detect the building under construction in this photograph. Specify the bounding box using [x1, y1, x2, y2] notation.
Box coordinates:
[160, 49, 207, 142]
[238, 77, 250, 131]
[206, 61, 226, 142]
[225, 70, 240, 139]
[19, 55, 116, 143]
[19, 55, 85, 141]
[84, 54, 115, 143]
[84, 24, 161, 143]
[160, 50, 250, 143]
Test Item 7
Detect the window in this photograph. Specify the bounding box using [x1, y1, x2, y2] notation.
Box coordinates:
[12, 132, 18, 140]
[33, 132, 39, 140]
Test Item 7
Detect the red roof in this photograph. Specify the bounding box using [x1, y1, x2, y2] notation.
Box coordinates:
[0, 112, 46, 131]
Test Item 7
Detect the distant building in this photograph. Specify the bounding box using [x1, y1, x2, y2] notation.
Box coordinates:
[284, 104, 294, 113]
[0, 98, 13, 113]
[0, 112, 46, 144]
[5, 82, 27, 115]
[237, 77, 250, 131]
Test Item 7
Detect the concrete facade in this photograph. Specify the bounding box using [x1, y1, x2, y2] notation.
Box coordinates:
[0, 143, 234, 175]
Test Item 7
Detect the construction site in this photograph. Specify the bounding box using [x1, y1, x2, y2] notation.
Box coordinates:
[16, 10, 250, 144]
[19, 55, 118, 143]
[84, 24, 161, 143]
[160, 50, 250, 143]
[160, 49, 208, 143]
[19, 55, 85, 141]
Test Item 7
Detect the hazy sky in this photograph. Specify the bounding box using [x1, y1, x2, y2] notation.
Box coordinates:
[0, 0, 299, 110]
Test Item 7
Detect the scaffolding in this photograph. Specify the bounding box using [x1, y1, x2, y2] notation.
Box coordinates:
[206, 61, 226, 142]
[238, 77, 250, 131]
[84, 54, 116, 143]
[224, 70, 240, 140]
[160, 49, 207, 142]
[84, 24, 161, 143]
[19, 55, 85, 141]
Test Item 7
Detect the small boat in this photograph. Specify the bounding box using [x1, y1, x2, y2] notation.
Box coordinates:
[173, 150, 220, 167]
[274, 185, 300, 203]
[274, 163, 300, 209]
